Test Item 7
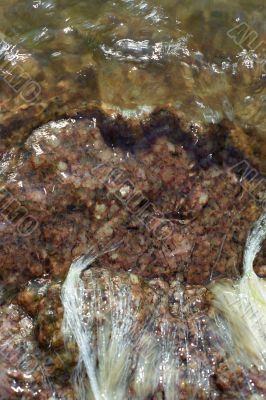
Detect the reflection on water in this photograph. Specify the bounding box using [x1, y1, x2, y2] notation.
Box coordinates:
[0, 0, 265, 156]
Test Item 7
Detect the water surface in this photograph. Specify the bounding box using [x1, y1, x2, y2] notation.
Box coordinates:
[0, 0, 265, 137]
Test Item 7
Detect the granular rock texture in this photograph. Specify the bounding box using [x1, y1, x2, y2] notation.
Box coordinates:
[0, 303, 74, 399]
[0, 1, 266, 397]
[12, 265, 266, 399]
[0, 109, 265, 289]
[0, 108, 265, 398]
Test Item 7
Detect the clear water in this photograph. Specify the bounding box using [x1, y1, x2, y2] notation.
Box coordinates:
[0, 2, 266, 398]
[0, 0, 265, 138]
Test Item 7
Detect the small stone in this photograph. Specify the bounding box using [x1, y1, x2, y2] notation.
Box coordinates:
[120, 184, 133, 198]
[97, 224, 113, 237]
[110, 253, 118, 260]
[130, 274, 139, 284]
[95, 204, 106, 214]
[57, 161, 68, 171]
[46, 135, 60, 148]
[167, 142, 176, 152]
[199, 192, 208, 205]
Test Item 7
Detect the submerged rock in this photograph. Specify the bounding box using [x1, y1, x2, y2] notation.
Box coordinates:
[0, 108, 265, 398]
[0, 109, 265, 289]
[0, 1, 266, 397]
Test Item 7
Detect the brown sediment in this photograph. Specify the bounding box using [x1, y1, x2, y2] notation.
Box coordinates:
[0, 95, 266, 399]
[0, 34, 264, 171]
[0, 99, 265, 172]
[0, 302, 75, 399]
[0, 9, 265, 399]
[13, 268, 266, 399]
[0, 109, 265, 289]
[0, 51, 265, 400]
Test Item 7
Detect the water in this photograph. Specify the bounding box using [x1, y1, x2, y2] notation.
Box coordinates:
[0, 0, 265, 143]
[0, 2, 266, 398]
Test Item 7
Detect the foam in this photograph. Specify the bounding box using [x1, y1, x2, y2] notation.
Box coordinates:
[61, 253, 182, 399]
[60, 209, 266, 399]
[211, 211, 266, 369]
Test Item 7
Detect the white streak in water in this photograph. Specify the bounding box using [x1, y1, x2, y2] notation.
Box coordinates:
[211, 211, 266, 369]
[61, 254, 101, 399]
[61, 252, 184, 399]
